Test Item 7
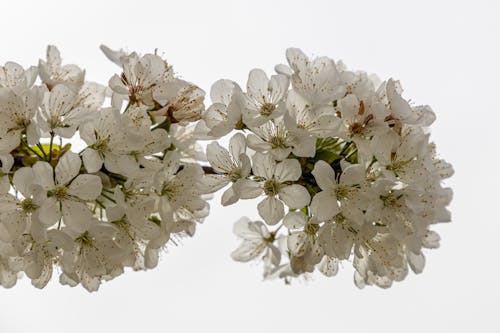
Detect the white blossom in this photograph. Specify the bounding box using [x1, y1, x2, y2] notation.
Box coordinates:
[0, 62, 38, 94]
[80, 108, 144, 175]
[241, 69, 289, 126]
[236, 153, 310, 225]
[231, 217, 280, 267]
[247, 116, 315, 160]
[107, 51, 173, 106]
[150, 78, 205, 123]
[204, 133, 251, 205]
[33, 151, 102, 232]
[59, 222, 122, 292]
[201, 79, 244, 138]
[227, 48, 453, 289]
[38, 45, 85, 92]
[310, 160, 366, 221]
[0, 87, 40, 152]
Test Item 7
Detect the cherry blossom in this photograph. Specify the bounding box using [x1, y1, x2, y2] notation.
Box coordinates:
[0, 45, 452, 292]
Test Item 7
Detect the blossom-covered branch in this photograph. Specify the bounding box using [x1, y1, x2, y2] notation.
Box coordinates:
[0, 46, 453, 291]
[0, 46, 210, 291]
[197, 49, 453, 288]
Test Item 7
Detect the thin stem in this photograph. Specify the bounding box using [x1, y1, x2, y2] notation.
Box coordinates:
[95, 199, 106, 209]
[36, 143, 48, 160]
[21, 139, 44, 160]
[345, 148, 358, 160]
[123, 101, 132, 113]
[100, 192, 116, 203]
[339, 141, 352, 156]
[48, 132, 55, 163]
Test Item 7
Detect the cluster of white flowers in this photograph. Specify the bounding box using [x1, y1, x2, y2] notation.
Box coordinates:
[0, 45, 209, 291]
[199, 48, 453, 288]
[0, 46, 453, 291]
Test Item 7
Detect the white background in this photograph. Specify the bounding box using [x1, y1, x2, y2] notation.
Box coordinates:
[0, 0, 499, 332]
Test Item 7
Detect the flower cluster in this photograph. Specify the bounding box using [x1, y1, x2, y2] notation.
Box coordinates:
[0, 46, 453, 291]
[0, 45, 209, 291]
[200, 48, 453, 288]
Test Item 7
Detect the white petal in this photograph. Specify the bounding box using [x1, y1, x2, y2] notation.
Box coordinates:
[274, 158, 302, 183]
[279, 184, 310, 209]
[246, 133, 272, 152]
[199, 174, 229, 194]
[206, 141, 233, 173]
[32, 161, 55, 191]
[0, 130, 21, 153]
[329, 225, 354, 259]
[310, 191, 339, 221]
[286, 48, 308, 72]
[29, 216, 47, 243]
[371, 132, 398, 164]
[48, 84, 76, 118]
[408, 251, 426, 274]
[246, 69, 269, 103]
[210, 79, 241, 105]
[270, 147, 292, 161]
[24, 255, 43, 280]
[54, 125, 77, 139]
[233, 179, 262, 199]
[268, 74, 289, 103]
[55, 151, 81, 186]
[144, 247, 160, 269]
[31, 265, 52, 289]
[275, 63, 293, 76]
[228, 133, 247, 160]
[422, 230, 440, 249]
[266, 245, 282, 267]
[339, 94, 359, 120]
[240, 153, 252, 177]
[109, 74, 129, 95]
[231, 240, 266, 262]
[0, 210, 26, 240]
[0, 154, 14, 173]
[61, 200, 91, 233]
[354, 271, 366, 289]
[47, 229, 74, 251]
[252, 153, 275, 179]
[292, 134, 316, 158]
[0, 176, 9, 194]
[68, 174, 102, 201]
[287, 232, 307, 256]
[13, 167, 35, 197]
[158, 196, 173, 222]
[38, 197, 61, 226]
[312, 160, 336, 191]
[257, 196, 284, 225]
[318, 256, 339, 277]
[105, 153, 138, 176]
[82, 148, 103, 173]
[0, 194, 18, 211]
[233, 217, 268, 239]
[283, 211, 307, 229]
[387, 79, 415, 122]
[46, 45, 61, 65]
[221, 186, 239, 206]
[340, 163, 365, 186]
